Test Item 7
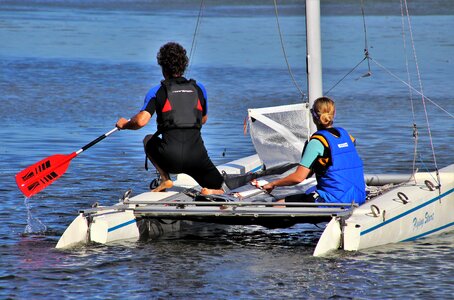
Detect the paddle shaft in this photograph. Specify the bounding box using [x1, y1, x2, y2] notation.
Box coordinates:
[76, 127, 119, 155]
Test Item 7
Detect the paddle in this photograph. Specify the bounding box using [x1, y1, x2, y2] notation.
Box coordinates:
[16, 127, 119, 198]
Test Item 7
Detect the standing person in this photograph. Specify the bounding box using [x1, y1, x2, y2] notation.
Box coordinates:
[262, 97, 366, 205]
[116, 42, 224, 194]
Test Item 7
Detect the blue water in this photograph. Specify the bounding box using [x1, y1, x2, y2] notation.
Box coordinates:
[1, 1, 454, 298]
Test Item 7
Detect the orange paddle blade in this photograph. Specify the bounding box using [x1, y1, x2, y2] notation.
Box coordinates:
[15, 153, 77, 198]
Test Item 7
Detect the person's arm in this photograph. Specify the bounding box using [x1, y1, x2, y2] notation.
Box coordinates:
[116, 110, 151, 130]
[262, 139, 324, 193]
[197, 82, 208, 125]
[117, 85, 159, 130]
[262, 165, 311, 193]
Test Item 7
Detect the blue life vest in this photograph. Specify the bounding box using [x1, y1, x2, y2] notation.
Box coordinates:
[311, 127, 366, 205]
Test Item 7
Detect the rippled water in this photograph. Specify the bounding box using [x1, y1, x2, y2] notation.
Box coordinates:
[1, 1, 453, 299]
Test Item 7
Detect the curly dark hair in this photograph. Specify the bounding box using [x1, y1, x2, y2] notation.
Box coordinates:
[157, 42, 189, 77]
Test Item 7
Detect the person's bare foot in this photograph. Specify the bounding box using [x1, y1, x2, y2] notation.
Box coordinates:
[274, 199, 286, 208]
[200, 187, 224, 195]
[151, 180, 173, 192]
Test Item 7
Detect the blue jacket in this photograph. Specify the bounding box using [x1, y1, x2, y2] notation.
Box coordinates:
[312, 127, 366, 205]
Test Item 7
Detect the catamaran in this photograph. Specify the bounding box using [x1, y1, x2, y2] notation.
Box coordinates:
[16, 0, 454, 256]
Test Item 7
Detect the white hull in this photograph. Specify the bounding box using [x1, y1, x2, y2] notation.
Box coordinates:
[56, 155, 262, 249]
[57, 153, 454, 257]
[314, 163, 454, 256]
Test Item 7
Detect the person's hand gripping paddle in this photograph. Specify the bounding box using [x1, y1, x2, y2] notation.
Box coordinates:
[15, 127, 119, 198]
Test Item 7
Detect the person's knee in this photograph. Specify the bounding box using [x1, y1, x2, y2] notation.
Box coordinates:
[205, 172, 224, 189]
[143, 134, 153, 147]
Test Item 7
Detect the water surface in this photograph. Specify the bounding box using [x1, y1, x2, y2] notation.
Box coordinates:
[1, 1, 453, 298]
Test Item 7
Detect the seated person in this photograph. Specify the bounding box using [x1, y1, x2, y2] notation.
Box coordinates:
[262, 96, 366, 205]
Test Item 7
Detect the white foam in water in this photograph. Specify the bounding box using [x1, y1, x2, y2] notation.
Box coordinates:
[23, 197, 47, 234]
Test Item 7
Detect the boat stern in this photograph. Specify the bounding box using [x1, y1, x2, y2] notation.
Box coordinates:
[56, 213, 89, 249]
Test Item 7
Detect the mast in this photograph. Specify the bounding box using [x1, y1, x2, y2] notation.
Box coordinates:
[305, 0, 323, 135]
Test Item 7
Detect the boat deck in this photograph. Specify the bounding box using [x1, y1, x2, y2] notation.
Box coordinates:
[77, 164, 412, 229]
[81, 195, 355, 228]
[134, 201, 354, 227]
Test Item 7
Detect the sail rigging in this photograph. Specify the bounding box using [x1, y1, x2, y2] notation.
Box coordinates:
[187, 0, 453, 175]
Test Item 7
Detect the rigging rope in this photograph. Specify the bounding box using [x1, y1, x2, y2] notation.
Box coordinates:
[401, 0, 441, 187]
[325, 57, 367, 95]
[329, 0, 453, 119]
[325, 0, 452, 186]
[187, 0, 205, 76]
[360, 0, 372, 75]
[325, 0, 371, 95]
[273, 0, 305, 98]
[370, 58, 454, 119]
[189, 0, 305, 98]
[399, 0, 418, 179]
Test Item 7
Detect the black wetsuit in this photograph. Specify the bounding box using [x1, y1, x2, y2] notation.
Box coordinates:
[141, 77, 223, 189]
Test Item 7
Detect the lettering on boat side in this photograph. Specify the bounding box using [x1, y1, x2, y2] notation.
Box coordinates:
[412, 212, 435, 230]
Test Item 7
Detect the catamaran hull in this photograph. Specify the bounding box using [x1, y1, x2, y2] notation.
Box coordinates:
[56, 155, 263, 249]
[315, 163, 454, 256]
[57, 153, 454, 257]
